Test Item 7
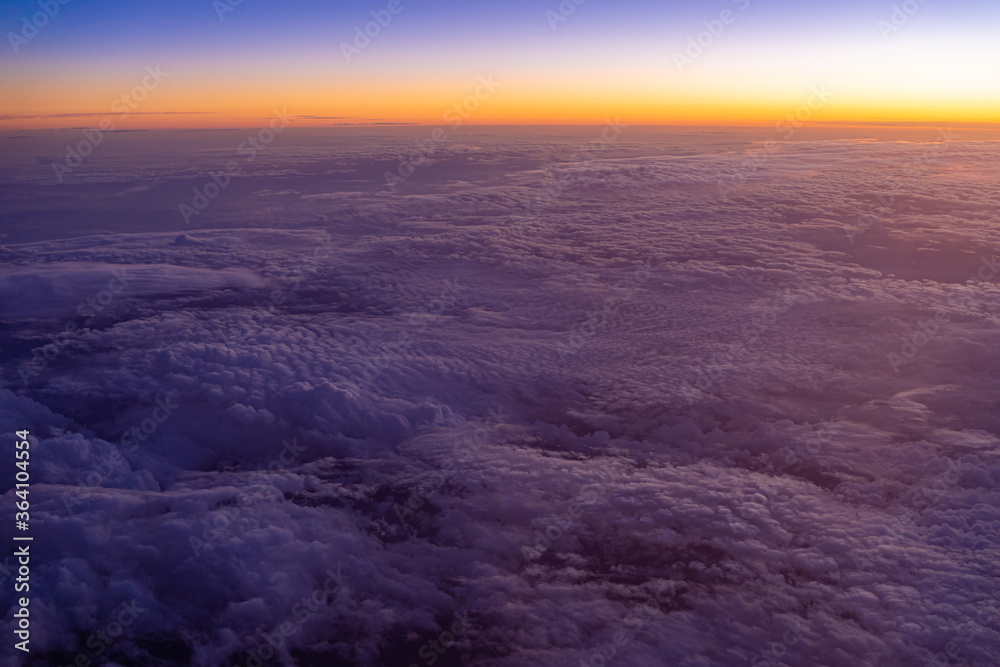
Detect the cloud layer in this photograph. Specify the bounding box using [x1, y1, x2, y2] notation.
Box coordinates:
[2, 133, 999, 666]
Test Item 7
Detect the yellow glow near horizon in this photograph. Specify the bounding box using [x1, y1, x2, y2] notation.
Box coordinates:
[2, 30, 997, 130]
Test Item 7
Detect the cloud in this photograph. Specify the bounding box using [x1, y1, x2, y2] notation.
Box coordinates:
[2, 135, 1000, 666]
[0, 263, 265, 319]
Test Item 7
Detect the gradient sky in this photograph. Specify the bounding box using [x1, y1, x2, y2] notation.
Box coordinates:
[1, 0, 998, 129]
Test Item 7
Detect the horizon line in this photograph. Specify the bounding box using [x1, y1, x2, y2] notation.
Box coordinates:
[4, 120, 1000, 133]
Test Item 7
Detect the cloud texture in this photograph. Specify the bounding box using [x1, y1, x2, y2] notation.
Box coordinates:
[1, 132, 999, 666]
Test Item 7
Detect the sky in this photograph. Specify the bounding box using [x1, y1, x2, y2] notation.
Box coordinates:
[1, 0, 999, 128]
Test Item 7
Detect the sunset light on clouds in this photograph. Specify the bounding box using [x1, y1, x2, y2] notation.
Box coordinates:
[3, 2, 1000, 666]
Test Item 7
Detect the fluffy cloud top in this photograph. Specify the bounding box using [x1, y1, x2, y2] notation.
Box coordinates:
[1, 134, 999, 666]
